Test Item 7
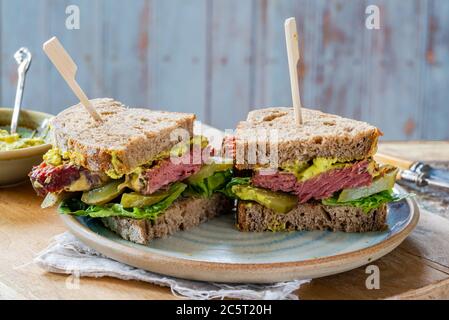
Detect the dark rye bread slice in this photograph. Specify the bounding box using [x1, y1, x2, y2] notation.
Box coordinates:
[237, 201, 387, 232]
[50, 98, 195, 174]
[102, 194, 232, 245]
[234, 107, 381, 169]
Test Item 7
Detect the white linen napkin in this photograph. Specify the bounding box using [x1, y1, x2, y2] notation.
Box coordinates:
[34, 232, 310, 300]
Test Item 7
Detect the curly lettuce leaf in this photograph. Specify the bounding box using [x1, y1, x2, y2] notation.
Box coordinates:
[322, 190, 409, 213]
[219, 177, 251, 198]
[184, 169, 233, 198]
[58, 182, 187, 220]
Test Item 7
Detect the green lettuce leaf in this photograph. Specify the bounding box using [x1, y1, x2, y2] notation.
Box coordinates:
[184, 169, 233, 198]
[58, 182, 187, 220]
[322, 190, 409, 213]
[219, 177, 251, 198]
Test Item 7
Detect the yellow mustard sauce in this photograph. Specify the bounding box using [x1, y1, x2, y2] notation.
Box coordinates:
[42, 147, 85, 167]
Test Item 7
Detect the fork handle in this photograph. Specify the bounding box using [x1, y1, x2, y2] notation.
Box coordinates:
[10, 72, 26, 134]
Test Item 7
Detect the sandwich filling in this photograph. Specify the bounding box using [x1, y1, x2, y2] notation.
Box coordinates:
[30, 136, 233, 220]
[222, 139, 406, 214]
[252, 159, 373, 203]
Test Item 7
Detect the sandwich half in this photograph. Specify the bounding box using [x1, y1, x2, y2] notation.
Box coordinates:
[223, 107, 406, 232]
[29, 98, 232, 244]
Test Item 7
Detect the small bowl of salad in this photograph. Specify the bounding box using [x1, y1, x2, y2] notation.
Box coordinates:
[0, 108, 53, 187]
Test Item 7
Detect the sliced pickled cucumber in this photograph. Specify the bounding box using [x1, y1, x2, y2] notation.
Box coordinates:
[187, 159, 233, 184]
[121, 183, 186, 208]
[232, 185, 297, 213]
[337, 168, 398, 202]
[120, 191, 170, 208]
[81, 180, 125, 205]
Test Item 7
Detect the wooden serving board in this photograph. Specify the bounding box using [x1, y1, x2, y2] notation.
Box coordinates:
[0, 141, 448, 299]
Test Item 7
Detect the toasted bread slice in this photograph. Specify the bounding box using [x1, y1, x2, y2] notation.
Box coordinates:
[50, 98, 195, 174]
[237, 201, 387, 232]
[234, 107, 381, 169]
[102, 194, 232, 245]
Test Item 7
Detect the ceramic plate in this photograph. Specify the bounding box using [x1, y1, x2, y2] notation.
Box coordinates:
[60, 185, 419, 283]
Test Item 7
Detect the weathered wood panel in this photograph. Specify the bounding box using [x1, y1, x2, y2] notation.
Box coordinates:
[149, 0, 208, 120]
[47, 0, 104, 113]
[0, 0, 448, 140]
[102, 0, 149, 108]
[364, 0, 426, 140]
[422, 0, 449, 140]
[0, 0, 51, 113]
[0, 2, 2, 105]
[207, 0, 253, 129]
[252, 0, 317, 110]
[312, 0, 368, 120]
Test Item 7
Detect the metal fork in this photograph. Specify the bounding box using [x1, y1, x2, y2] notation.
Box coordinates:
[10, 47, 32, 134]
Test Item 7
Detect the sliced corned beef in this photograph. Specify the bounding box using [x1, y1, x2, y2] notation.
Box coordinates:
[137, 148, 211, 195]
[252, 160, 372, 203]
[29, 162, 105, 196]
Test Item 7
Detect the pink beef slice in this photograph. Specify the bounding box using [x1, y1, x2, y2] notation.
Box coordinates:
[139, 149, 210, 195]
[29, 163, 81, 196]
[252, 160, 373, 203]
[29, 162, 104, 196]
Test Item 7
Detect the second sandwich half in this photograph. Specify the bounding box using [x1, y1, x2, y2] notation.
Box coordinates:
[223, 107, 406, 233]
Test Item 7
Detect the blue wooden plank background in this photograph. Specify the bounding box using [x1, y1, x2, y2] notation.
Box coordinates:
[0, 0, 448, 140]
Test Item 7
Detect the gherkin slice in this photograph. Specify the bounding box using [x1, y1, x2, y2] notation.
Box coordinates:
[337, 168, 398, 202]
[81, 180, 125, 205]
[232, 185, 297, 213]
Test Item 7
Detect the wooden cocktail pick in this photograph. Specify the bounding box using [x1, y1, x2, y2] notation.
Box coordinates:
[284, 17, 303, 125]
[43, 36, 102, 122]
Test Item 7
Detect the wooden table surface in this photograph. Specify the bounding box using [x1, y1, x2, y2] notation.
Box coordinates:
[1, 141, 449, 300]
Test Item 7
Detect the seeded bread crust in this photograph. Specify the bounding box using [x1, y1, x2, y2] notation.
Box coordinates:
[102, 194, 232, 245]
[50, 98, 195, 174]
[237, 201, 387, 232]
[234, 107, 381, 169]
